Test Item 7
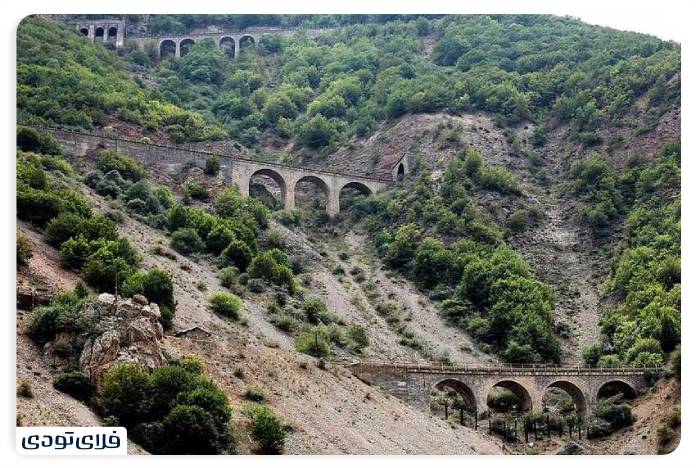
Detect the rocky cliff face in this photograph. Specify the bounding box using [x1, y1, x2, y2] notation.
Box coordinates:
[78, 293, 167, 387]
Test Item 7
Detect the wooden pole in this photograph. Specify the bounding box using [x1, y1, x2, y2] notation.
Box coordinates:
[546, 414, 551, 438]
[524, 421, 529, 443]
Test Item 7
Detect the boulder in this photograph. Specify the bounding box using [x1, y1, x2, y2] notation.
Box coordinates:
[555, 441, 588, 455]
[79, 294, 167, 387]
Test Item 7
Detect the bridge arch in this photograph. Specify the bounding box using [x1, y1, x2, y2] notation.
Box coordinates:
[238, 35, 256, 56]
[180, 38, 195, 56]
[95, 27, 105, 40]
[219, 36, 236, 58]
[597, 379, 637, 402]
[160, 39, 177, 58]
[294, 175, 331, 212]
[338, 181, 373, 213]
[544, 380, 587, 414]
[249, 168, 287, 210]
[80, 27, 89, 36]
[107, 27, 118, 40]
[487, 380, 533, 413]
[431, 378, 477, 415]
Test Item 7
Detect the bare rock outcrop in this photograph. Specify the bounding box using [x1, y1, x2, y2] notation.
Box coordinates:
[79, 293, 167, 387]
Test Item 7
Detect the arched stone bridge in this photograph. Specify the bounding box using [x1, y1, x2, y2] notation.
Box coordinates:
[68, 19, 333, 60]
[23, 125, 404, 215]
[348, 362, 654, 416]
[134, 27, 334, 60]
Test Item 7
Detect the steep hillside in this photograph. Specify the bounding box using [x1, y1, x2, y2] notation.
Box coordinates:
[16, 14, 680, 455]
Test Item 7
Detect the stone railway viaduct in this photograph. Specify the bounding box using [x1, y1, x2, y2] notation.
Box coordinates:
[24, 125, 406, 215]
[349, 362, 653, 416]
[70, 18, 334, 59]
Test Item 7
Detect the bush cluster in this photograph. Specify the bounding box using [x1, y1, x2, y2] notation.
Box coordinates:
[98, 360, 235, 454]
[583, 143, 680, 368]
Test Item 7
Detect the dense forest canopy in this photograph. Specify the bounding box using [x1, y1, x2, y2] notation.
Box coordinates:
[19, 14, 679, 149]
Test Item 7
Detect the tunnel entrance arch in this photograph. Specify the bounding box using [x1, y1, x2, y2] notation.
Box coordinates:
[396, 163, 405, 181]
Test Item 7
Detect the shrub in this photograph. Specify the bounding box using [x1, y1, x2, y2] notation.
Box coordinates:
[53, 370, 94, 401]
[477, 166, 522, 195]
[209, 292, 243, 319]
[273, 209, 302, 227]
[301, 298, 331, 324]
[245, 405, 287, 454]
[217, 266, 240, 288]
[206, 226, 236, 255]
[346, 325, 369, 353]
[220, 239, 254, 271]
[595, 399, 634, 430]
[586, 417, 612, 438]
[17, 380, 33, 398]
[99, 363, 152, 427]
[267, 230, 285, 249]
[17, 187, 66, 227]
[153, 185, 175, 209]
[59, 235, 92, 269]
[122, 268, 176, 326]
[269, 313, 301, 333]
[171, 227, 205, 254]
[582, 343, 603, 367]
[598, 354, 622, 368]
[44, 212, 85, 247]
[160, 404, 228, 454]
[80, 239, 140, 292]
[671, 347, 681, 380]
[17, 127, 61, 154]
[204, 155, 221, 176]
[183, 180, 209, 200]
[17, 156, 48, 190]
[17, 232, 33, 266]
[295, 325, 331, 357]
[385, 223, 422, 269]
[96, 150, 146, 181]
[487, 388, 520, 412]
[244, 385, 267, 402]
[247, 278, 265, 293]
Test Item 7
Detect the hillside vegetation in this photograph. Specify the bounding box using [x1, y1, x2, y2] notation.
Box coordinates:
[16, 14, 680, 454]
